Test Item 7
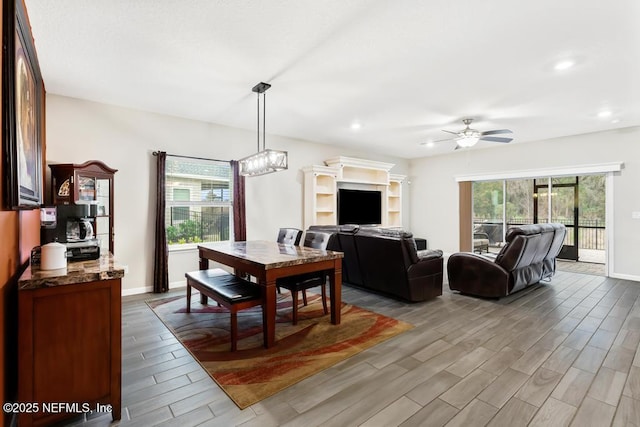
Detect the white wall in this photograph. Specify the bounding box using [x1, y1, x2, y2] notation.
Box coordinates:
[408, 126, 640, 281]
[45, 94, 409, 293]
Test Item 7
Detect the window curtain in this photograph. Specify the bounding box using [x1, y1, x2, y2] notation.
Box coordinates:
[231, 160, 246, 241]
[153, 151, 169, 293]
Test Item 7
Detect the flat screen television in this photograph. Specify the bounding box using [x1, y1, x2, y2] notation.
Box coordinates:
[338, 189, 382, 225]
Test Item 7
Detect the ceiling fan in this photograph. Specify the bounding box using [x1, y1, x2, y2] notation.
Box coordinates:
[436, 118, 513, 149]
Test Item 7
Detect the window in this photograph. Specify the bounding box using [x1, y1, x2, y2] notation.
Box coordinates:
[506, 178, 534, 225]
[172, 188, 190, 221]
[473, 180, 504, 248]
[165, 157, 233, 246]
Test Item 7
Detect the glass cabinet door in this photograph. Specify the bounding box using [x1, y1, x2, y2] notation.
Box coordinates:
[77, 175, 97, 202]
[95, 179, 111, 253]
[96, 179, 110, 215]
[96, 216, 111, 254]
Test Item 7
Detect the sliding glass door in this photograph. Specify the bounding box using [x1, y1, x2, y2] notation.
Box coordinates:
[473, 175, 604, 262]
[472, 181, 504, 252]
[534, 177, 579, 260]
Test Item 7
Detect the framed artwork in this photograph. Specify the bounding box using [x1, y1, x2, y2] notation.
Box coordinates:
[2, 0, 44, 209]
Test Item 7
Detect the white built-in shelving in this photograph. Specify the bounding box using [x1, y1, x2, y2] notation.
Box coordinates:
[303, 165, 338, 227]
[387, 174, 405, 227]
[303, 157, 405, 229]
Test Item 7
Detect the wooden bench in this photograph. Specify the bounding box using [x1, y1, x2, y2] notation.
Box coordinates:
[185, 268, 263, 351]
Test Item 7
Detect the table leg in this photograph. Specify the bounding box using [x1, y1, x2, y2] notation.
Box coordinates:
[261, 279, 277, 348]
[199, 256, 208, 304]
[329, 259, 342, 324]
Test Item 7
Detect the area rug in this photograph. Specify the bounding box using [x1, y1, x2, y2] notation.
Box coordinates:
[147, 291, 413, 409]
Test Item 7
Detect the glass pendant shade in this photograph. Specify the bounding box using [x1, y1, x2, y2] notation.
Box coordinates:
[238, 148, 288, 176]
[239, 82, 288, 177]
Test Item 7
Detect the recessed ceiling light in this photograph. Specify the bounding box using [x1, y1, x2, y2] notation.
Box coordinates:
[350, 122, 361, 130]
[554, 60, 575, 71]
[598, 111, 612, 118]
[419, 140, 435, 148]
[611, 119, 620, 124]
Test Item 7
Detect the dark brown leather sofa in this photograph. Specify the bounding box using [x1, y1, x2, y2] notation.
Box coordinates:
[448, 223, 566, 298]
[308, 225, 443, 302]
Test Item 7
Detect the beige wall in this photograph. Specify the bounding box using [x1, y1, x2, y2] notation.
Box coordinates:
[408, 126, 640, 281]
[45, 94, 410, 292]
[46, 95, 640, 288]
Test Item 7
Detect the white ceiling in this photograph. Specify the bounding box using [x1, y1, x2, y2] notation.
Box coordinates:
[24, 0, 640, 159]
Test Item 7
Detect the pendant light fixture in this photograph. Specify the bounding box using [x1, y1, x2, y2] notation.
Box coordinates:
[238, 82, 288, 177]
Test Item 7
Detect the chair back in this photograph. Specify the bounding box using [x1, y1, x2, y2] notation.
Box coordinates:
[302, 231, 331, 250]
[353, 232, 414, 297]
[277, 228, 303, 245]
[495, 223, 559, 293]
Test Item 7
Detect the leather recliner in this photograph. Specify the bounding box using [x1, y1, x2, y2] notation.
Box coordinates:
[447, 223, 566, 298]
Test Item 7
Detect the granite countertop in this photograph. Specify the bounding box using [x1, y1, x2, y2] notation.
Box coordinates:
[19, 253, 125, 290]
[197, 240, 343, 269]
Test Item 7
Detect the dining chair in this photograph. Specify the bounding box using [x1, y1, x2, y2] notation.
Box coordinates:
[276, 228, 303, 245]
[275, 228, 303, 294]
[276, 230, 332, 325]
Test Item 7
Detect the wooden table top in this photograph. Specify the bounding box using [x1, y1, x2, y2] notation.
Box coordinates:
[197, 240, 343, 269]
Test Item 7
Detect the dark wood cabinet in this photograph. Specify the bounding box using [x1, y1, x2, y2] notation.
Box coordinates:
[49, 161, 117, 255]
[18, 277, 122, 426]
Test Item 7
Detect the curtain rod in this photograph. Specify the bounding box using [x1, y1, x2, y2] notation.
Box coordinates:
[152, 151, 230, 163]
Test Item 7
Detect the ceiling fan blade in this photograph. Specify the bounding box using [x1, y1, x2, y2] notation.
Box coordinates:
[442, 130, 459, 135]
[481, 129, 512, 136]
[433, 137, 455, 143]
[480, 136, 513, 143]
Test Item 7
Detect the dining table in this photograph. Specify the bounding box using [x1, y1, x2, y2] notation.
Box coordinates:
[197, 240, 344, 348]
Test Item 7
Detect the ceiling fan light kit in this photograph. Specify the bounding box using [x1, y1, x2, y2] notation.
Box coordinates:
[456, 135, 480, 147]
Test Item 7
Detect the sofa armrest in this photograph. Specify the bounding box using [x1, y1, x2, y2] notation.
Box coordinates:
[409, 251, 443, 277]
[417, 249, 443, 260]
[447, 252, 510, 298]
[406, 252, 444, 301]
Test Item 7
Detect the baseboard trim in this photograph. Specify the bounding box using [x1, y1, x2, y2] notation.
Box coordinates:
[609, 272, 640, 283]
[121, 281, 187, 296]
[121, 286, 152, 296]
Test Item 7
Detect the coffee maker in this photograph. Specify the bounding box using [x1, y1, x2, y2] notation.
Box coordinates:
[41, 204, 101, 261]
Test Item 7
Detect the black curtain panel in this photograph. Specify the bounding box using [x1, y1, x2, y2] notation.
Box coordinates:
[231, 160, 246, 241]
[153, 151, 169, 293]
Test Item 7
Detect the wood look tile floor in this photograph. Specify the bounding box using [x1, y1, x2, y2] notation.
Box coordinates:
[66, 270, 640, 426]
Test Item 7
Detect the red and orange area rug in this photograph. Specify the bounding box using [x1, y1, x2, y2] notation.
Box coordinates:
[148, 292, 412, 409]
